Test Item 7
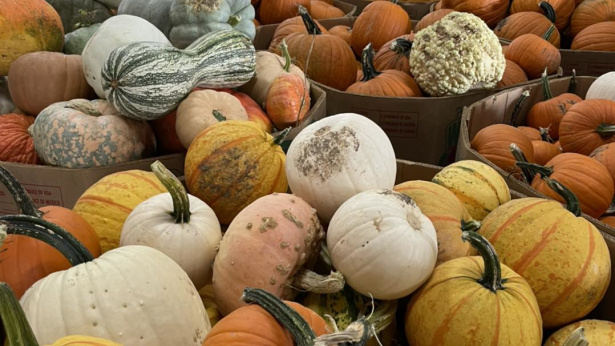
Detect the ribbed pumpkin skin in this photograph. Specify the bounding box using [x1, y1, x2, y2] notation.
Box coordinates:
[373, 35, 414, 75]
[0, 0, 64, 76]
[544, 319, 615, 345]
[328, 25, 351, 45]
[8, 52, 94, 115]
[571, 21, 615, 51]
[259, 0, 311, 24]
[470, 124, 535, 173]
[394, 180, 473, 265]
[347, 70, 423, 97]
[441, 0, 508, 27]
[510, 0, 575, 30]
[0, 113, 39, 164]
[415, 9, 455, 32]
[73, 170, 167, 253]
[30, 99, 156, 168]
[0, 206, 101, 299]
[504, 34, 561, 79]
[494, 12, 561, 47]
[518, 126, 542, 141]
[559, 99, 615, 155]
[310, 0, 345, 19]
[478, 198, 611, 328]
[267, 16, 328, 52]
[591, 143, 615, 189]
[203, 301, 328, 345]
[265, 73, 310, 129]
[570, 0, 615, 37]
[405, 255, 543, 345]
[527, 93, 582, 140]
[185, 121, 288, 225]
[532, 140, 560, 165]
[350, 1, 409, 55]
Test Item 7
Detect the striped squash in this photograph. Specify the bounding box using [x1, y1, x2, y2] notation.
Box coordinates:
[101, 29, 256, 121]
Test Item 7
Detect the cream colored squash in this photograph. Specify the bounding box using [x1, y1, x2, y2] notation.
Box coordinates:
[120, 161, 222, 290]
[545, 319, 615, 345]
[82, 15, 170, 98]
[327, 189, 438, 300]
[175, 89, 248, 149]
[285, 113, 397, 223]
[586, 71, 615, 102]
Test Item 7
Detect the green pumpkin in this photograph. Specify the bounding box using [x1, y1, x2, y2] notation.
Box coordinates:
[64, 23, 101, 54]
[45, 0, 113, 33]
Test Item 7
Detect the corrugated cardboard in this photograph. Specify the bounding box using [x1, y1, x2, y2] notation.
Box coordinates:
[337, 0, 437, 18]
[0, 85, 326, 213]
[396, 159, 615, 323]
[559, 50, 615, 77]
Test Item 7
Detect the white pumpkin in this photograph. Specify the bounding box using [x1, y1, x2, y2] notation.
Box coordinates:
[586, 72, 615, 102]
[120, 161, 222, 290]
[285, 113, 397, 223]
[20, 245, 210, 345]
[82, 15, 170, 98]
[327, 189, 438, 300]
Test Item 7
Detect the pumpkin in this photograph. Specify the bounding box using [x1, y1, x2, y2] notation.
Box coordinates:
[63, 23, 101, 55]
[176, 89, 249, 149]
[0, 164, 101, 299]
[414, 9, 455, 32]
[309, 0, 345, 19]
[328, 25, 351, 45]
[394, 180, 476, 266]
[405, 231, 543, 345]
[569, 0, 615, 37]
[218, 88, 273, 132]
[496, 59, 528, 87]
[266, 72, 310, 130]
[45, 0, 112, 34]
[591, 143, 615, 190]
[82, 14, 171, 99]
[559, 99, 615, 155]
[350, 0, 410, 56]
[259, 0, 311, 24]
[545, 320, 615, 345]
[73, 169, 168, 253]
[0, 114, 40, 164]
[532, 140, 560, 165]
[0, 0, 64, 76]
[279, 6, 356, 91]
[432, 160, 511, 221]
[212, 193, 326, 315]
[571, 22, 615, 51]
[120, 161, 222, 290]
[526, 69, 582, 139]
[0, 77, 15, 115]
[440, 0, 508, 27]
[509, 0, 575, 30]
[29, 99, 156, 168]
[267, 15, 328, 52]
[285, 113, 397, 223]
[6, 216, 210, 345]
[185, 121, 288, 225]
[586, 71, 615, 101]
[373, 35, 414, 75]
[327, 189, 437, 299]
[8, 52, 94, 115]
[471, 124, 535, 173]
[494, 3, 561, 47]
[518, 125, 542, 141]
[477, 177, 611, 328]
[117, 0, 175, 37]
[504, 27, 561, 79]
[601, 216, 615, 228]
[148, 111, 186, 155]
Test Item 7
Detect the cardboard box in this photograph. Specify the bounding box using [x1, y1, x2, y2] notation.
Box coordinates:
[337, 0, 437, 18]
[0, 85, 326, 213]
[559, 50, 615, 77]
[396, 159, 615, 323]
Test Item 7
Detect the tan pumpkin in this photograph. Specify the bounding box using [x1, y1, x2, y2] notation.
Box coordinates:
[175, 89, 249, 149]
[350, 0, 410, 56]
[569, 0, 615, 37]
[470, 124, 535, 173]
[509, 0, 575, 30]
[496, 59, 529, 88]
[414, 9, 455, 32]
[571, 21, 615, 51]
[590, 143, 615, 190]
[373, 35, 414, 75]
[267, 16, 328, 52]
[440, 0, 508, 27]
[309, 0, 345, 19]
[493, 3, 561, 47]
[259, 0, 311, 24]
[545, 320, 615, 345]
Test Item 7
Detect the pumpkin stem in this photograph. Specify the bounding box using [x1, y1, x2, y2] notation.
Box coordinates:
[0, 215, 94, 265]
[390, 38, 412, 57]
[279, 40, 293, 72]
[212, 110, 227, 122]
[313, 319, 371, 345]
[541, 68, 554, 100]
[0, 165, 43, 218]
[292, 269, 345, 294]
[543, 177, 582, 216]
[461, 220, 481, 232]
[227, 14, 241, 26]
[538, 2, 556, 23]
[0, 282, 39, 346]
[568, 69, 577, 94]
[65, 100, 102, 116]
[360, 43, 381, 82]
[562, 327, 589, 346]
[358, 298, 397, 336]
[542, 24, 556, 41]
[461, 231, 503, 292]
[273, 127, 292, 146]
[510, 90, 530, 125]
[242, 287, 317, 346]
[510, 143, 538, 183]
[596, 124, 615, 137]
[298, 5, 322, 35]
[539, 128, 553, 142]
[151, 161, 191, 224]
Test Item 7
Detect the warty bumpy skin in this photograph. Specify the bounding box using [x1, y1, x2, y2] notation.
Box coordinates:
[409, 12, 506, 97]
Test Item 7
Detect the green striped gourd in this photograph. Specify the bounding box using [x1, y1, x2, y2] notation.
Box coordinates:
[101, 29, 256, 121]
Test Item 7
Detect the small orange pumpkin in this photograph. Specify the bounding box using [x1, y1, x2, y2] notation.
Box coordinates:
[569, 0, 615, 37]
[494, 3, 561, 47]
[259, 0, 311, 24]
[571, 22, 615, 51]
[440, 0, 508, 27]
[497, 59, 529, 88]
[504, 26, 561, 79]
[471, 124, 535, 173]
[373, 35, 414, 75]
[559, 99, 615, 155]
[591, 143, 615, 191]
[509, 0, 575, 30]
[327, 25, 351, 45]
[309, 0, 345, 19]
[532, 140, 560, 165]
[350, 0, 410, 56]
[414, 9, 455, 32]
[268, 15, 328, 52]
[517, 126, 542, 141]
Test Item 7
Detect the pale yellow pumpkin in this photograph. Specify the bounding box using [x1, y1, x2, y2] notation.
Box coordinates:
[544, 319, 615, 345]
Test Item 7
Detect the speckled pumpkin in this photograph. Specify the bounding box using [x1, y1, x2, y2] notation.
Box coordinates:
[184, 120, 288, 225]
[30, 99, 156, 168]
[544, 319, 615, 345]
[73, 170, 168, 253]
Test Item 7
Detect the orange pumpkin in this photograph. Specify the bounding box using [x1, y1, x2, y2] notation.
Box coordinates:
[373, 34, 414, 75]
[591, 143, 615, 190]
[571, 22, 615, 51]
[148, 111, 186, 155]
[309, 0, 345, 19]
[414, 9, 455, 32]
[471, 124, 535, 173]
[569, 0, 615, 37]
[497, 59, 529, 88]
[509, 0, 575, 30]
[517, 126, 542, 141]
[266, 73, 310, 129]
[221, 89, 274, 133]
[532, 140, 560, 165]
[350, 0, 410, 56]
[259, 0, 311, 24]
[494, 3, 561, 47]
[504, 27, 561, 79]
[328, 25, 351, 45]
[601, 216, 615, 229]
[559, 99, 615, 155]
[268, 15, 328, 52]
[440, 0, 508, 27]
[0, 113, 40, 164]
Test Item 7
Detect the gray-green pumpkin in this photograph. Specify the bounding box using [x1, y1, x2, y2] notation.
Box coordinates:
[45, 0, 113, 33]
[64, 23, 101, 54]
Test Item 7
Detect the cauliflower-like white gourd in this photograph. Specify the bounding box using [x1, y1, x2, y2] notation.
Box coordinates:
[409, 12, 506, 97]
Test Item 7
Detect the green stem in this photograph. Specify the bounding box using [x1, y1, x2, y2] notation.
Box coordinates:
[543, 177, 582, 216]
[298, 5, 322, 35]
[242, 288, 316, 346]
[542, 24, 556, 41]
[541, 68, 554, 100]
[151, 161, 190, 224]
[538, 2, 556, 23]
[292, 269, 345, 294]
[279, 40, 292, 72]
[0, 216, 94, 265]
[461, 231, 503, 292]
[390, 38, 412, 57]
[273, 127, 292, 146]
[461, 220, 481, 233]
[568, 69, 577, 94]
[510, 143, 538, 183]
[0, 165, 42, 218]
[596, 123, 615, 137]
[515, 161, 554, 179]
[227, 14, 241, 26]
[562, 327, 589, 346]
[212, 110, 226, 122]
[0, 283, 39, 346]
[510, 90, 530, 126]
[360, 43, 381, 82]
